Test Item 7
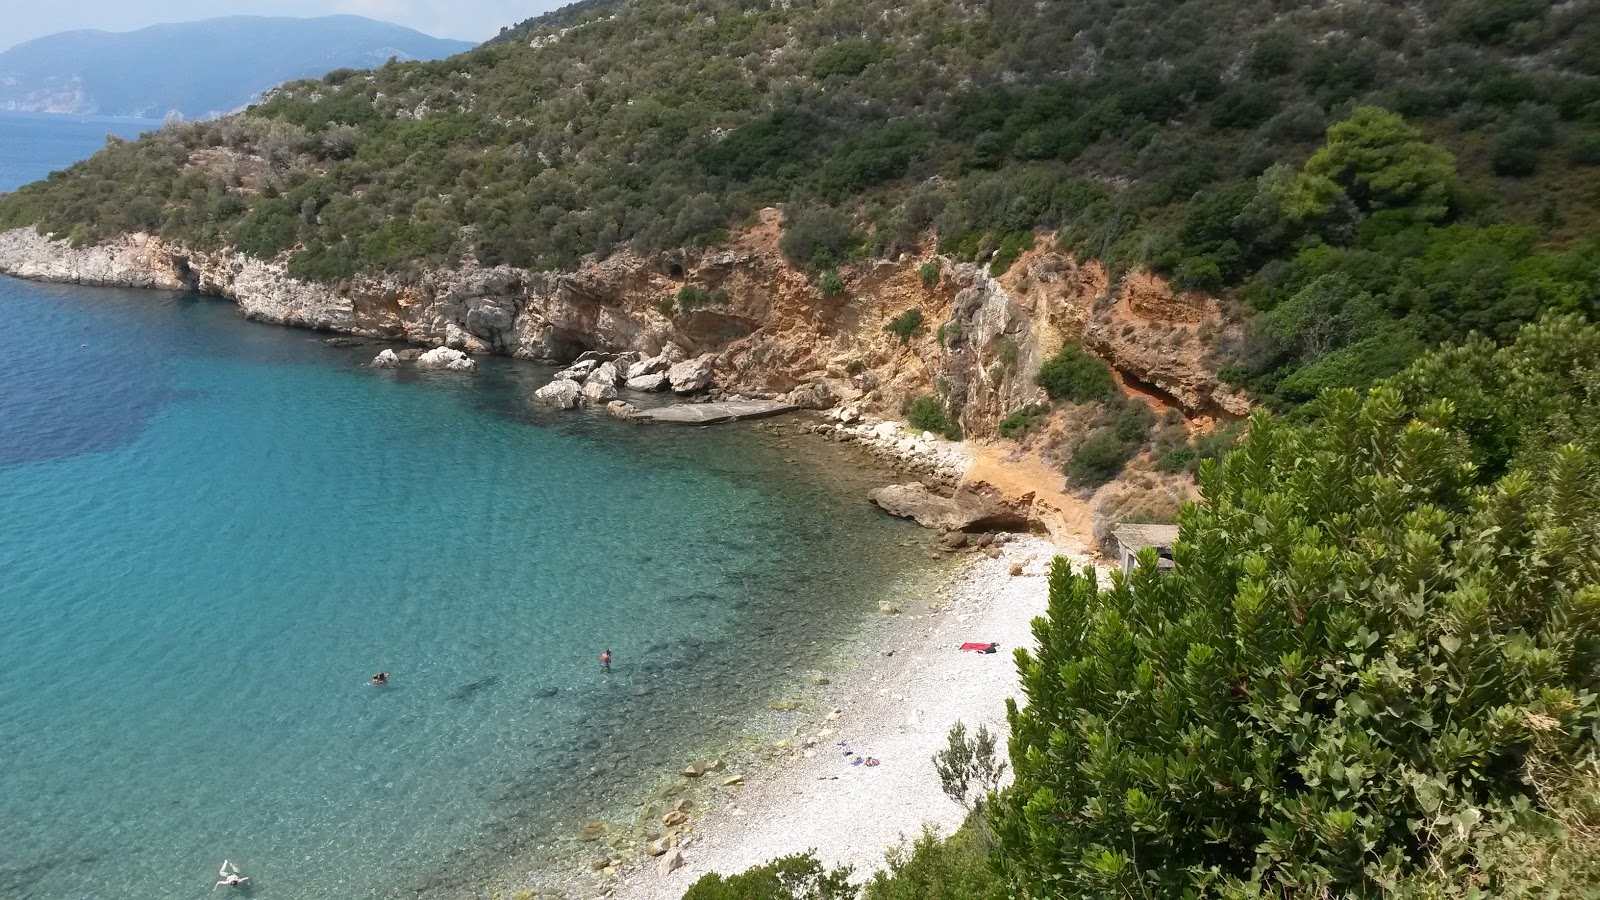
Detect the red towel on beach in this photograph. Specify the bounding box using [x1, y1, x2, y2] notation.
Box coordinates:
[960, 642, 999, 653]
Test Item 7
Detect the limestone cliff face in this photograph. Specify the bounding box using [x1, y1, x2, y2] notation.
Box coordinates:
[0, 212, 1246, 434]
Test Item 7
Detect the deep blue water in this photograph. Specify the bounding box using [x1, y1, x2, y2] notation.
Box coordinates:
[0, 116, 928, 898]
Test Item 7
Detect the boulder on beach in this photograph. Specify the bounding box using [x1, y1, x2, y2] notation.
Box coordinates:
[371, 349, 399, 368]
[415, 346, 476, 371]
[590, 360, 623, 388]
[533, 379, 583, 410]
[667, 354, 715, 393]
[553, 358, 600, 382]
[868, 482, 1028, 532]
[625, 372, 669, 392]
[627, 355, 668, 379]
[785, 381, 837, 410]
[582, 377, 618, 403]
[658, 848, 684, 876]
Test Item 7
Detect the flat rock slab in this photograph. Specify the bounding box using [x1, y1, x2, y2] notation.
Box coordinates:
[632, 400, 799, 425]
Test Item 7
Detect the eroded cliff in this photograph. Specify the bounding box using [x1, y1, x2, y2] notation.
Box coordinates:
[0, 210, 1245, 439]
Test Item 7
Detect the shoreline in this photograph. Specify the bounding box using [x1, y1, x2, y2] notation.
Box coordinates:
[597, 533, 1096, 898]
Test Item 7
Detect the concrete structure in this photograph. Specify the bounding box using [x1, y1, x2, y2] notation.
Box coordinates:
[1111, 523, 1180, 575]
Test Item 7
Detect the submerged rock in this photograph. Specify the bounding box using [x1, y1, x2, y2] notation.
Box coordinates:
[416, 346, 476, 371]
[534, 379, 583, 409]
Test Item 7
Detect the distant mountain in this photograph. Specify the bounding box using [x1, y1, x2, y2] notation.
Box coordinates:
[0, 15, 475, 119]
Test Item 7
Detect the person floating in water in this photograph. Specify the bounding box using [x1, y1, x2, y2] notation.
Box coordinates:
[370, 671, 389, 686]
[213, 860, 249, 891]
[600, 649, 612, 672]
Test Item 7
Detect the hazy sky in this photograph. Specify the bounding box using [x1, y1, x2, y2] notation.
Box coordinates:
[0, 0, 570, 52]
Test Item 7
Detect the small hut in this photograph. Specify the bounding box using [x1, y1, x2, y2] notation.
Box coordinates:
[1111, 523, 1179, 575]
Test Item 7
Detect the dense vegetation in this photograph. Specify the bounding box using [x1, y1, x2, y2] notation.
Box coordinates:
[998, 315, 1600, 897]
[698, 316, 1600, 897]
[2, 0, 1595, 399]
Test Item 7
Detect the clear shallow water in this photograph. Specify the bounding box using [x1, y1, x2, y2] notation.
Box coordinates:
[0, 122, 932, 899]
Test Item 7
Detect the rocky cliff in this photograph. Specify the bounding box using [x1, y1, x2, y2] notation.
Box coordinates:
[0, 210, 1246, 440]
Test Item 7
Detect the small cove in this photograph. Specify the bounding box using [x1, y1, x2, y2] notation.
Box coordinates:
[0, 275, 936, 898]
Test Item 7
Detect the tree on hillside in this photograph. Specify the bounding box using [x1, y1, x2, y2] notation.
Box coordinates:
[1286, 106, 1457, 224]
[997, 350, 1600, 895]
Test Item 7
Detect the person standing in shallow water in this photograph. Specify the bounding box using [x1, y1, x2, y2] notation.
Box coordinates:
[600, 649, 612, 673]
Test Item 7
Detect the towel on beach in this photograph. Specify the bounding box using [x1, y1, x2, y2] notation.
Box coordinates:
[960, 642, 999, 653]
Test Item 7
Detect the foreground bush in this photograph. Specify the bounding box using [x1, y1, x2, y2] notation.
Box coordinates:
[683, 852, 853, 900]
[999, 370, 1600, 895]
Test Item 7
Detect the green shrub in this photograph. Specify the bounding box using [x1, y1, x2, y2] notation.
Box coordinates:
[809, 39, 881, 79]
[780, 207, 858, 269]
[684, 852, 855, 900]
[998, 403, 1049, 439]
[1567, 130, 1600, 165]
[817, 270, 846, 296]
[937, 319, 966, 348]
[1209, 83, 1280, 130]
[993, 336, 1018, 371]
[1492, 126, 1543, 176]
[903, 395, 960, 440]
[864, 824, 1007, 900]
[998, 355, 1600, 896]
[987, 231, 1035, 275]
[1063, 428, 1129, 487]
[1035, 345, 1115, 402]
[918, 261, 940, 287]
[676, 285, 725, 310]
[884, 308, 926, 344]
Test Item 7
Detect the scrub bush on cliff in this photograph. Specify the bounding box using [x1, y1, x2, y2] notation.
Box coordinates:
[996, 358, 1600, 896]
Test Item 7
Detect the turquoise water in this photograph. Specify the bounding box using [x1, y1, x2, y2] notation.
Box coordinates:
[0, 122, 930, 898]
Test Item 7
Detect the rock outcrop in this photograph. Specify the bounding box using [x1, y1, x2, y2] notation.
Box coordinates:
[371, 348, 399, 368]
[868, 483, 1030, 532]
[0, 208, 1247, 437]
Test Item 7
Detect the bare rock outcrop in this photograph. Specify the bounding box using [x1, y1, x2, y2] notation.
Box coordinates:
[0, 211, 1248, 437]
[868, 483, 1028, 532]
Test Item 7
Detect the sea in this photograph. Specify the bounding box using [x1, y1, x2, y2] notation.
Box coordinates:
[0, 111, 934, 898]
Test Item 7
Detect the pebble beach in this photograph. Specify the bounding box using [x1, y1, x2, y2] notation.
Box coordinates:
[611, 534, 1102, 898]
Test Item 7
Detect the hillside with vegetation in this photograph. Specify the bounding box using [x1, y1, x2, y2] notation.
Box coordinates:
[1, 0, 1596, 409]
[687, 315, 1600, 898]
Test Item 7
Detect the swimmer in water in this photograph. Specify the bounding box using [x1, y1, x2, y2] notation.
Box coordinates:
[213, 860, 249, 891]
[370, 671, 389, 686]
[600, 649, 611, 672]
